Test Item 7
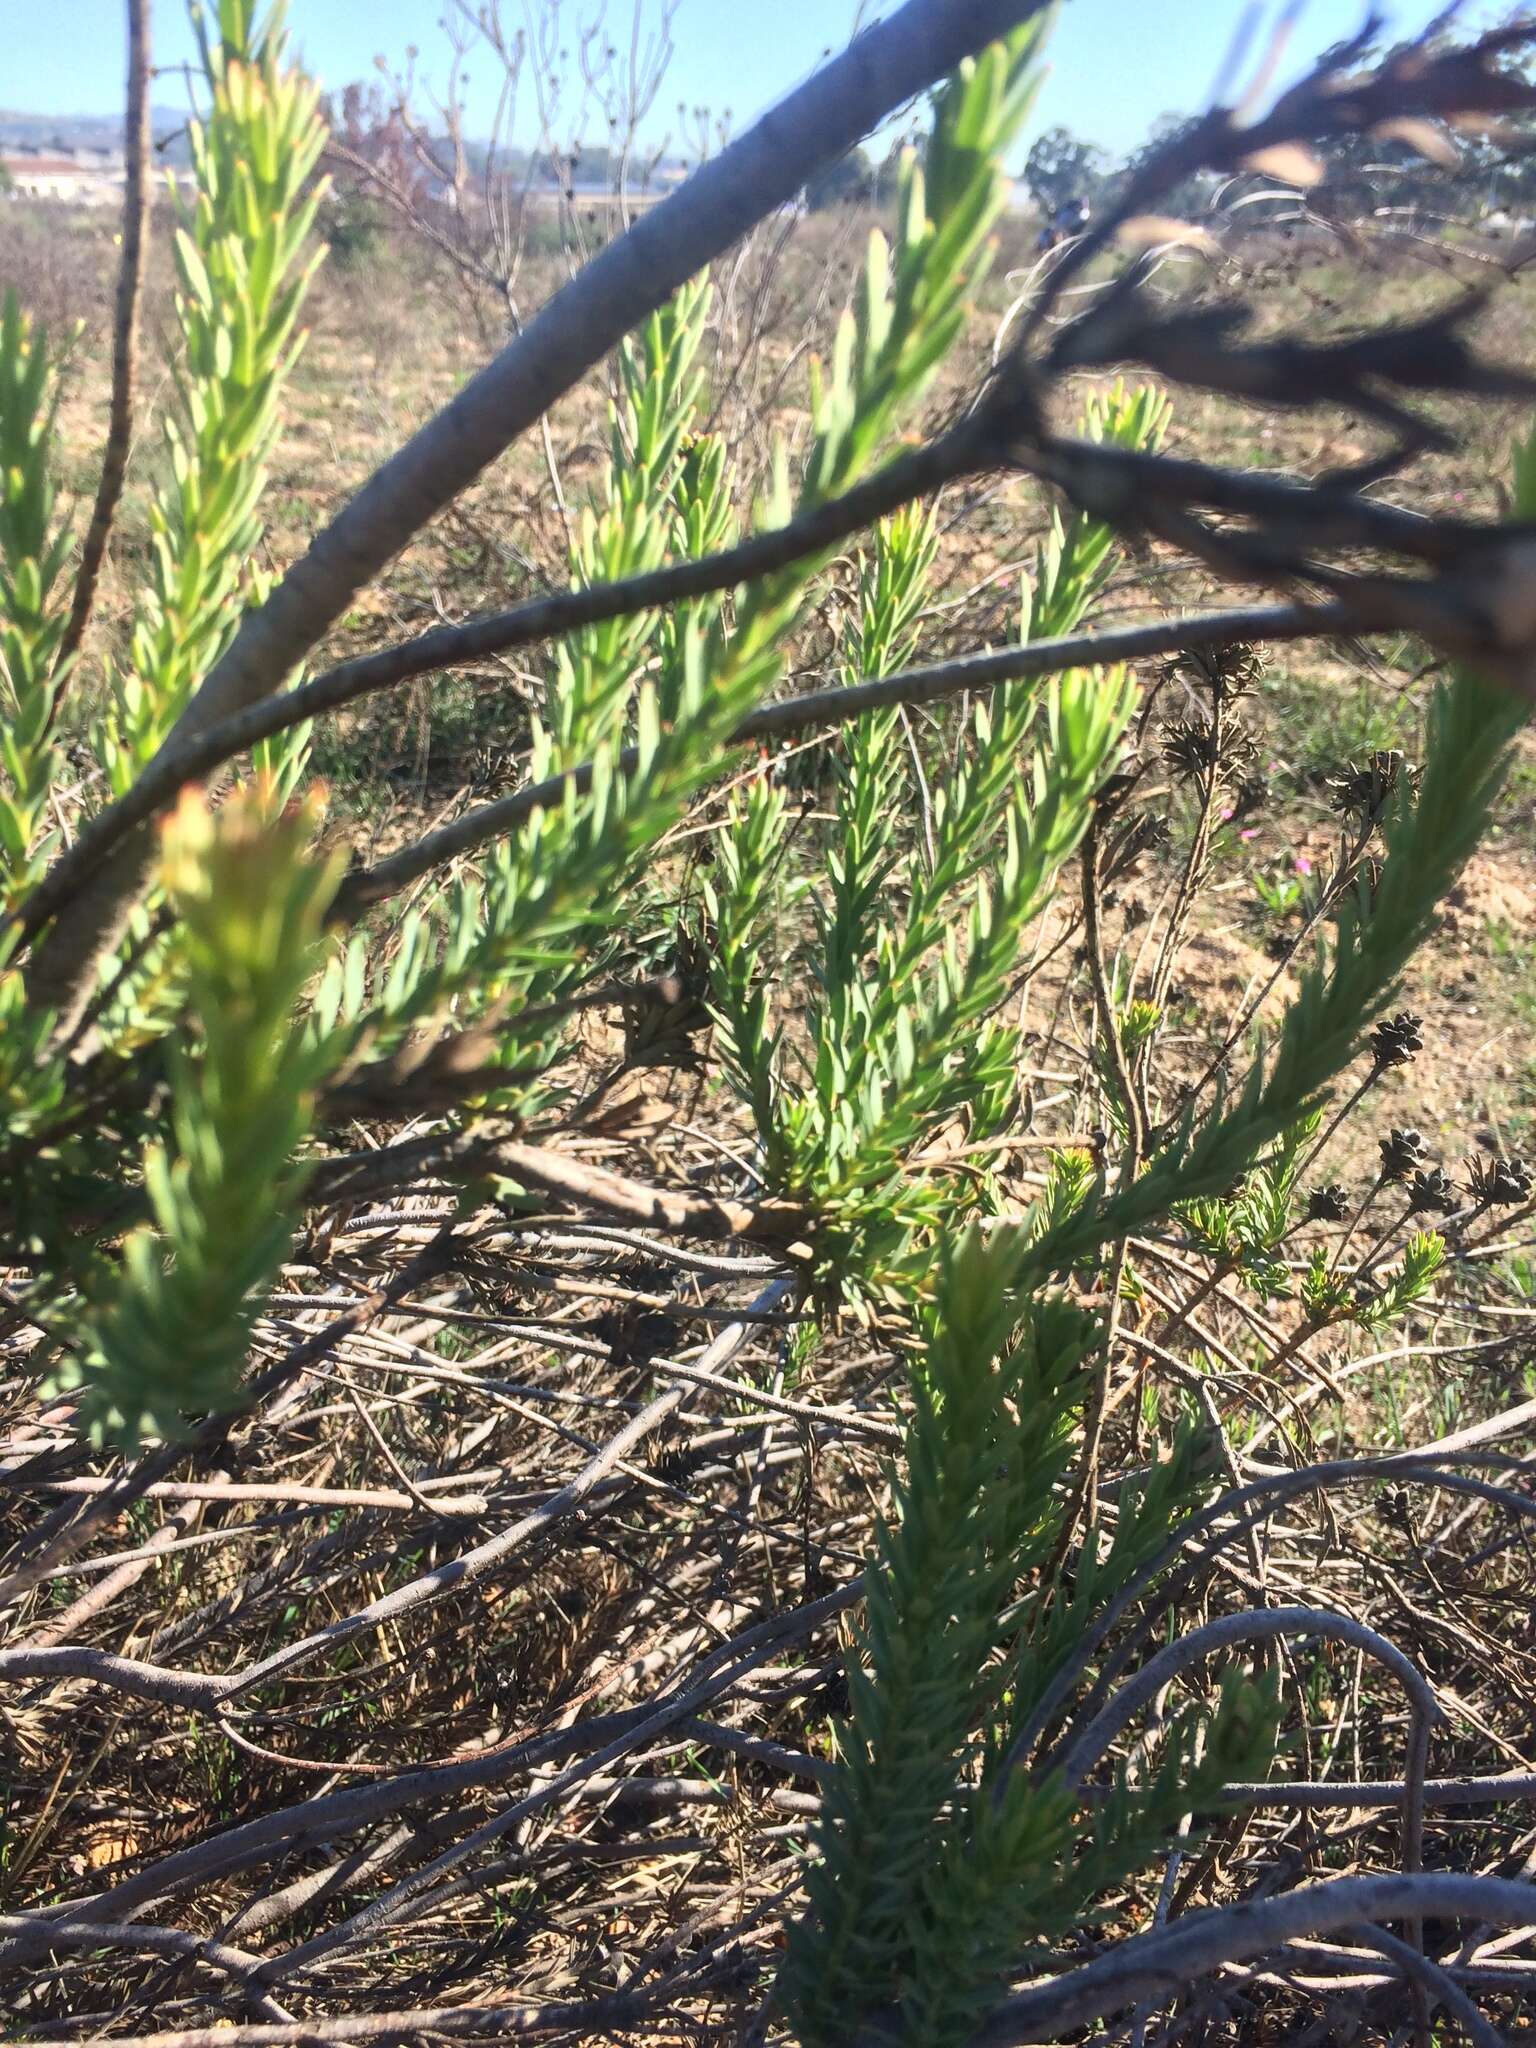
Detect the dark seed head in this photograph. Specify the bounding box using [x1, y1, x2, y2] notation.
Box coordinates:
[1468, 1154, 1534, 1207]
[1158, 640, 1265, 702]
[1379, 1127, 1428, 1181]
[1161, 716, 1258, 784]
[1329, 750, 1420, 824]
[1306, 1182, 1351, 1223]
[1162, 716, 1220, 780]
[1370, 1011, 1424, 1071]
[1406, 1165, 1456, 1215]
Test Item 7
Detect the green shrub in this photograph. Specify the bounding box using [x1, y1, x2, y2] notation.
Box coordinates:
[3, 4, 1534, 2041]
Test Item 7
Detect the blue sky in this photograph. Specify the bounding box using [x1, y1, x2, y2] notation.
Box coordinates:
[4, 1, 1471, 159]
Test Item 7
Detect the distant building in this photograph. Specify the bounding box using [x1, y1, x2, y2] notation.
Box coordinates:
[2, 146, 195, 206]
[2, 149, 125, 205]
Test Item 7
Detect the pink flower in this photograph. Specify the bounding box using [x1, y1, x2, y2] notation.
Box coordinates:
[1293, 855, 1312, 876]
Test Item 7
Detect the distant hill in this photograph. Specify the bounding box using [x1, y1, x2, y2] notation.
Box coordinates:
[0, 107, 691, 186]
[0, 107, 192, 164]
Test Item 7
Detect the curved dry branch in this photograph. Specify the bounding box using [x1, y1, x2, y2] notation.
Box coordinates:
[1004, 1450, 1536, 1781]
[1063, 1605, 1442, 1793]
[0, 1911, 290, 2023]
[972, 1873, 1536, 2044]
[331, 605, 1367, 916]
[0, 1642, 224, 1711]
[1060, 1603, 1441, 1932]
[1333, 1926, 1503, 2048]
[0, 1984, 682, 2048]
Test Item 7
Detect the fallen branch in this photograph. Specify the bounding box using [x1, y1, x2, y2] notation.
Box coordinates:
[971, 1873, 1536, 2044]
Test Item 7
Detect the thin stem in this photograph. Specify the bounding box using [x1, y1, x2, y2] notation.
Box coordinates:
[1189, 817, 1378, 1118]
[17, 596, 1361, 953]
[1052, 820, 1145, 1543]
[1299, 1064, 1379, 1181]
[49, 0, 153, 699]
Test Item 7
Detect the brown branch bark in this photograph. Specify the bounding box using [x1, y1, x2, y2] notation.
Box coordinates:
[50, 0, 152, 697]
[305, 1127, 810, 1242]
[971, 1873, 1536, 2045]
[330, 604, 1366, 918]
[15, 596, 1359, 948]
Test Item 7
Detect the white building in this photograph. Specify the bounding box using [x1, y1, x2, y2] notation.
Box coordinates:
[2, 151, 126, 206]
